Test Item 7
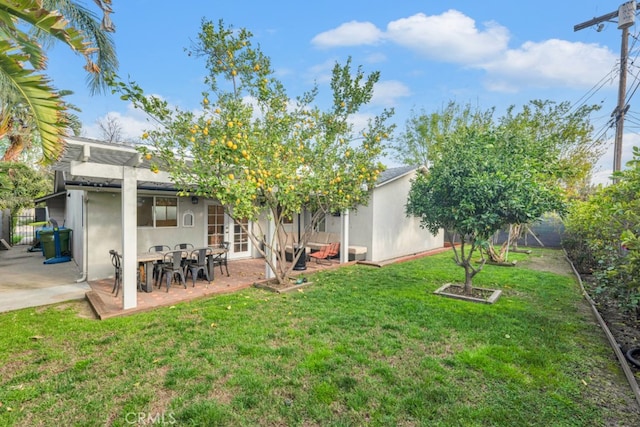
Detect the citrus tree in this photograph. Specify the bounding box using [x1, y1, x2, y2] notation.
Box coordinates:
[479, 100, 600, 261]
[110, 19, 394, 284]
[406, 128, 564, 293]
[398, 100, 600, 264]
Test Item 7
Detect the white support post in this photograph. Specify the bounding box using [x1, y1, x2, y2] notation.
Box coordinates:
[265, 215, 276, 279]
[121, 166, 138, 309]
[341, 209, 350, 264]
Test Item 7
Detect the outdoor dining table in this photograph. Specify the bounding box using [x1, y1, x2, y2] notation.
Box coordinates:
[136, 246, 227, 292]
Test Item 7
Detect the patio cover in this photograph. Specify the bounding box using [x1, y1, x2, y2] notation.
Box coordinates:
[53, 136, 173, 309]
[53, 137, 354, 308]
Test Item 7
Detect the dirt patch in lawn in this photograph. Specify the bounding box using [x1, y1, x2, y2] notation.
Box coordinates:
[518, 251, 574, 276]
[36, 300, 97, 319]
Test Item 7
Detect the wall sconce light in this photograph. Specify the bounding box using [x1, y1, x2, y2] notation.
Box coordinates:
[191, 196, 199, 205]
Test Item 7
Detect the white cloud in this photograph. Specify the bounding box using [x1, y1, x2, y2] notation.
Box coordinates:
[313, 10, 618, 93]
[348, 112, 373, 136]
[81, 95, 167, 142]
[480, 39, 618, 92]
[386, 11, 509, 64]
[82, 108, 152, 141]
[592, 132, 639, 185]
[371, 80, 411, 107]
[305, 58, 339, 84]
[311, 21, 384, 48]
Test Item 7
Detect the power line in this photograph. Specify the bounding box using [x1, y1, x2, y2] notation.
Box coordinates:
[574, 1, 639, 175]
[569, 67, 618, 115]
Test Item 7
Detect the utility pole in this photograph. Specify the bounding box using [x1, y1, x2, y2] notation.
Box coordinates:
[575, 1, 638, 175]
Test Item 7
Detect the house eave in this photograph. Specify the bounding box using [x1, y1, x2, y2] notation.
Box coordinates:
[34, 191, 66, 204]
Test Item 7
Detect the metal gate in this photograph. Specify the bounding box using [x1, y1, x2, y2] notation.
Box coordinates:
[10, 214, 37, 246]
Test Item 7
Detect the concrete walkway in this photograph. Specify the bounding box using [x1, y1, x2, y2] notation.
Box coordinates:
[0, 245, 89, 313]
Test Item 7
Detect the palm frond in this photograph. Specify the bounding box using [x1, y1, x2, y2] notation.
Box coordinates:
[41, 0, 118, 94]
[0, 0, 97, 67]
[0, 40, 67, 164]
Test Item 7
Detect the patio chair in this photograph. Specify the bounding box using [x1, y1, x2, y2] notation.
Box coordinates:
[174, 243, 194, 250]
[109, 249, 122, 296]
[184, 248, 212, 287]
[210, 241, 230, 277]
[309, 242, 340, 265]
[148, 245, 171, 286]
[174, 243, 195, 268]
[158, 250, 187, 292]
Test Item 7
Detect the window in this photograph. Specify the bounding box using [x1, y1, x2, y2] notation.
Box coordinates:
[137, 196, 177, 227]
[183, 210, 195, 227]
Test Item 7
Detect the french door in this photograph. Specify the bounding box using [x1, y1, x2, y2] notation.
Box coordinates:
[206, 204, 251, 259]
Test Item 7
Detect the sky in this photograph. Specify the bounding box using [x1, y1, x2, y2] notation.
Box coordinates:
[45, 1, 640, 184]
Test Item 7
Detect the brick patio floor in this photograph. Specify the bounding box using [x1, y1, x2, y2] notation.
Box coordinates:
[86, 257, 341, 319]
[86, 246, 453, 320]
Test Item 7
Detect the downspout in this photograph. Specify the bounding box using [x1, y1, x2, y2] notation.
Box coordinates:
[76, 193, 88, 283]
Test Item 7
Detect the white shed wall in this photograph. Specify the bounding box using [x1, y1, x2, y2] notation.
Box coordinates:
[369, 174, 443, 261]
[324, 170, 443, 262]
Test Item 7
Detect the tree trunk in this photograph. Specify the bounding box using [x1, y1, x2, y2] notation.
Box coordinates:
[510, 223, 523, 251]
[1, 134, 26, 162]
[486, 239, 509, 263]
[463, 263, 474, 294]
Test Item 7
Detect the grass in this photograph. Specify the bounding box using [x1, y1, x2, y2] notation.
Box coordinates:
[0, 248, 635, 426]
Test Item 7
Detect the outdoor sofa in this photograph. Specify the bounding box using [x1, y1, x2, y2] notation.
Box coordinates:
[280, 231, 367, 261]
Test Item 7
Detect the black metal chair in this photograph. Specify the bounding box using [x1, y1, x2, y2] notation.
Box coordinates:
[174, 243, 194, 268]
[148, 245, 171, 286]
[174, 243, 194, 250]
[158, 250, 187, 292]
[109, 249, 122, 296]
[111, 249, 143, 295]
[184, 248, 212, 287]
[211, 241, 230, 277]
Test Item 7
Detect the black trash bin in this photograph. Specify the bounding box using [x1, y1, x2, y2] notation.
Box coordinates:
[293, 245, 307, 271]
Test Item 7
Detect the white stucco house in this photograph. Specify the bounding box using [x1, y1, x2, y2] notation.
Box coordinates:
[40, 137, 443, 309]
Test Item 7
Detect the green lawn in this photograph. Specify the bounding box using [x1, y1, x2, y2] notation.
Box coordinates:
[0, 248, 636, 426]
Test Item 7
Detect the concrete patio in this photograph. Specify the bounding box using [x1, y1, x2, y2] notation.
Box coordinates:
[1, 244, 452, 319]
[0, 245, 88, 313]
[0, 245, 343, 318]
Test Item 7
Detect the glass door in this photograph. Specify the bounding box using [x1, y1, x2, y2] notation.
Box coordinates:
[207, 204, 251, 259]
[231, 216, 250, 258]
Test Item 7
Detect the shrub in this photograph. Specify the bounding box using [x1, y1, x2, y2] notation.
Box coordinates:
[563, 147, 640, 316]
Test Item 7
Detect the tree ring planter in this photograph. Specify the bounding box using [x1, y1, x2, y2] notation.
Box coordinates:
[254, 279, 313, 294]
[486, 260, 518, 267]
[433, 283, 502, 304]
